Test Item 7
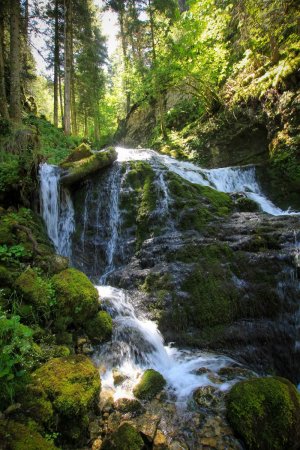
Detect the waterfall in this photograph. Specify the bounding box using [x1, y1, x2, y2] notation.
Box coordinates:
[116, 147, 299, 216]
[39, 163, 75, 258]
[100, 164, 122, 283]
[94, 285, 237, 401]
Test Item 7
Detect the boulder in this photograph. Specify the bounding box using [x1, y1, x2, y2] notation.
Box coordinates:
[227, 376, 300, 450]
[133, 369, 166, 401]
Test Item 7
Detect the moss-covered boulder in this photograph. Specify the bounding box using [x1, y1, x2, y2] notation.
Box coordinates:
[227, 377, 300, 450]
[0, 420, 58, 450]
[102, 423, 144, 450]
[62, 142, 92, 164]
[32, 355, 100, 443]
[61, 147, 117, 186]
[133, 369, 166, 401]
[16, 268, 52, 309]
[51, 268, 99, 327]
[84, 310, 113, 343]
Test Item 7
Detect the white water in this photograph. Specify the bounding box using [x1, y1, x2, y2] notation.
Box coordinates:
[39, 163, 75, 257]
[116, 147, 299, 216]
[95, 285, 237, 402]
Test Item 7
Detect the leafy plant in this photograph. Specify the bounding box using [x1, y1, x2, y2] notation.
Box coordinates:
[0, 244, 28, 262]
[0, 310, 33, 409]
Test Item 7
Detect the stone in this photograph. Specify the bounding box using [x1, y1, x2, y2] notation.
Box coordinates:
[153, 430, 168, 449]
[92, 438, 103, 450]
[114, 398, 144, 416]
[193, 385, 222, 411]
[136, 413, 160, 442]
[113, 369, 128, 386]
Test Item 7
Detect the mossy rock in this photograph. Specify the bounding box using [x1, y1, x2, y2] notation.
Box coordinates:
[84, 310, 113, 343]
[102, 423, 144, 450]
[17, 384, 54, 428]
[133, 369, 166, 401]
[61, 147, 117, 186]
[32, 355, 100, 418]
[62, 142, 92, 164]
[51, 268, 99, 327]
[236, 196, 260, 212]
[16, 268, 52, 309]
[227, 377, 300, 450]
[0, 420, 58, 450]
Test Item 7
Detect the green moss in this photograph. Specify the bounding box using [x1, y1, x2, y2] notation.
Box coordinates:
[61, 147, 117, 186]
[18, 384, 54, 428]
[227, 377, 300, 450]
[84, 310, 113, 343]
[102, 423, 144, 450]
[16, 268, 53, 309]
[52, 268, 99, 327]
[32, 355, 100, 444]
[236, 197, 260, 212]
[32, 355, 100, 416]
[0, 420, 58, 450]
[133, 369, 166, 401]
[62, 142, 92, 164]
[181, 263, 237, 328]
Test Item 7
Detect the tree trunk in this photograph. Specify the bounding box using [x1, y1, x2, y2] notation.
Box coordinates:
[53, 0, 59, 127]
[58, 66, 64, 127]
[0, 9, 9, 119]
[64, 0, 72, 135]
[10, 0, 21, 123]
[119, 9, 131, 115]
[93, 101, 100, 142]
[148, 0, 167, 140]
[84, 108, 88, 137]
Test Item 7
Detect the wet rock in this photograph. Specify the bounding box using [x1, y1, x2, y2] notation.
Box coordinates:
[136, 413, 160, 442]
[114, 398, 145, 416]
[153, 429, 168, 449]
[102, 423, 144, 450]
[113, 369, 128, 386]
[92, 438, 103, 450]
[193, 386, 223, 411]
[169, 441, 189, 450]
[89, 419, 102, 439]
[133, 369, 166, 401]
[217, 365, 255, 381]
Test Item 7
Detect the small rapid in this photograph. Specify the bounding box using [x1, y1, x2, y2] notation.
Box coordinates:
[95, 285, 237, 402]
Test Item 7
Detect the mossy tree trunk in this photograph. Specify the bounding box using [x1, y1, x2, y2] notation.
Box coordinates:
[64, 0, 72, 135]
[53, 0, 59, 127]
[0, 7, 9, 119]
[9, 0, 21, 123]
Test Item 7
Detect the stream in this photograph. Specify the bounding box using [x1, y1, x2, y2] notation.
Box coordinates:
[39, 147, 300, 437]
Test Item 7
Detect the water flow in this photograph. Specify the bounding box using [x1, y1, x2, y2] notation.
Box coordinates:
[39, 163, 75, 257]
[95, 286, 237, 401]
[116, 147, 299, 216]
[99, 165, 122, 283]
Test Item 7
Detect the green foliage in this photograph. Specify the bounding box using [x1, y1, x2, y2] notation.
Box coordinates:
[0, 244, 28, 262]
[25, 115, 80, 165]
[0, 156, 20, 194]
[102, 423, 144, 450]
[227, 377, 300, 450]
[133, 368, 166, 400]
[0, 310, 33, 409]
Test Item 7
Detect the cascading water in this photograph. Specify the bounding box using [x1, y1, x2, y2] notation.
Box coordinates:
[39, 163, 75, 258]
[116, 147, 299, 216]
[39, 147, 300, 409]
[94, 285, 239, 402]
